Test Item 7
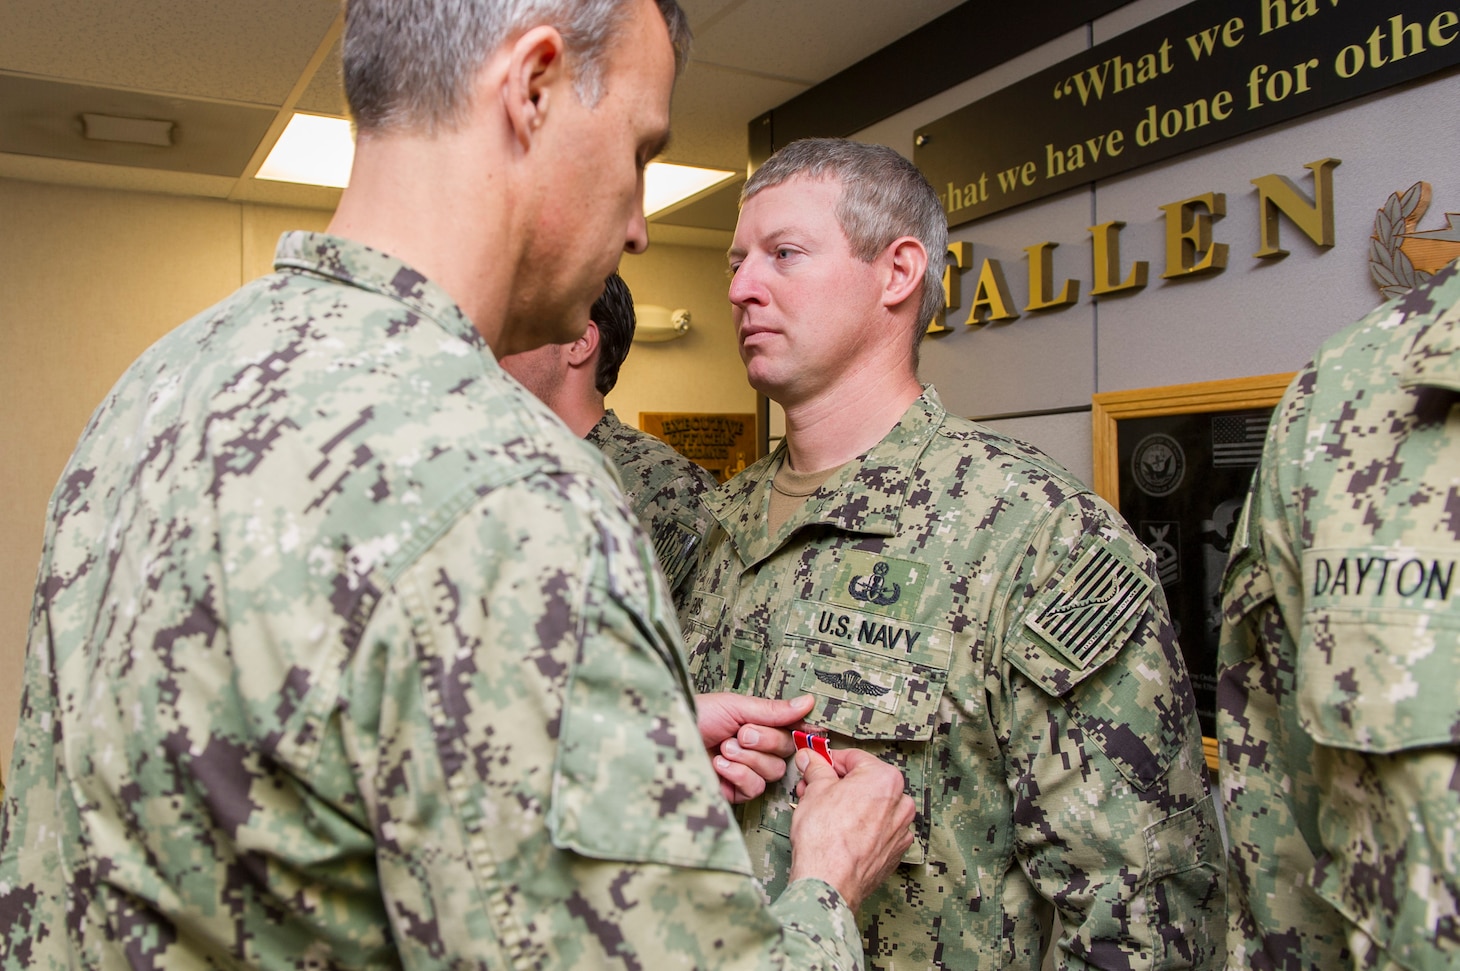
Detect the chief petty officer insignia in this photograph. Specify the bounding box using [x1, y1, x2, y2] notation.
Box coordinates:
[848, 561, 900, 606]
[814, 667, 891, 697]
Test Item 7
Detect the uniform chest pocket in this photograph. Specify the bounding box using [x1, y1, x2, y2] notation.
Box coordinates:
[753, 602, 952, 866]
[680, 588, 728, 694]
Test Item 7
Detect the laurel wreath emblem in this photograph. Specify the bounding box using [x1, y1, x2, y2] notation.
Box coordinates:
[1369, 181, 1430, 300]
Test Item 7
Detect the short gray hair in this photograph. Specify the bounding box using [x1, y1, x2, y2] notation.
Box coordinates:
[345, 0, 691, 134]
[743, 138, 948, 352]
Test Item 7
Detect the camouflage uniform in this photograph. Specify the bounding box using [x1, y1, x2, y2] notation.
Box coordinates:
[680, 387, 1225, 969]
[587, 409, 716, 610]
[1218, 259, 1460, 969]
[0, 232, 865, 971]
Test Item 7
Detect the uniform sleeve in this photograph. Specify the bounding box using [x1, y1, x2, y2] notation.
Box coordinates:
[351, 471, 863, 971]
[0, 610, 70, 971]
[1221, 317, 1460, 964]
[998, 492, 1226, 970]
[1214, 369, 1352, 967]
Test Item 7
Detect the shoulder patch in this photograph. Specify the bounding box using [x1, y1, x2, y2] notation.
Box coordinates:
[651, 517, 703, 592]
[1027, 544, 1154, 671]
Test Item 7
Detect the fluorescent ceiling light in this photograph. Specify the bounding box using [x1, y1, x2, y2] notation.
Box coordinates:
[254, 114, 735, 214]
[256, 113, 354, 188]
[644, 162, 735, 217]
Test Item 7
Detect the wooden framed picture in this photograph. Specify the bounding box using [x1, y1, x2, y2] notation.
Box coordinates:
[1091, 373, 1295, 772]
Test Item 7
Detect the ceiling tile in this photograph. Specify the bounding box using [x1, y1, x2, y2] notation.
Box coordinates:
[653, 177, 745, 232]
[0, 0, 985, 227]
[688, 0, 966, 82]
[0, 0, 339, 105]
[675, 0, 749, 25]
[0, 151, 239, 198]
[666, 61, 806, 169]
[296, 38, 346, 117]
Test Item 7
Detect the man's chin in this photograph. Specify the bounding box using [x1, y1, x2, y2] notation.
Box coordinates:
[743, 366, 783, 402]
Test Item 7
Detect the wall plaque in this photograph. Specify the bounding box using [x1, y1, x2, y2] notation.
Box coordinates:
[1369, 181, 1460, 299]
[916, 0, 1460, 227]
[640, 412, 758, 484]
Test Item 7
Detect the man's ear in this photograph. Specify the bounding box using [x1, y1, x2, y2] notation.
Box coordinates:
[566, 320, 600, 368]
[881, 236, 929, 311]
[502, 25, 569, 150]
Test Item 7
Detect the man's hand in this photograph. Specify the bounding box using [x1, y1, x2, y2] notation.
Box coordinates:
[697, 692, 815, 804]
[788, 748, 915, 912]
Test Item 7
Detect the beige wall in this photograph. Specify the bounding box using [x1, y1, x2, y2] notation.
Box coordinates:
[0, 181, 747, 773]
[0, 180, 332, 772]
[613, 242, 755, 427]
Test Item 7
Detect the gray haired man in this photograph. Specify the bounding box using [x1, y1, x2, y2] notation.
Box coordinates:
[0, 7, 914, 969]
[687, 137, 1226, 969]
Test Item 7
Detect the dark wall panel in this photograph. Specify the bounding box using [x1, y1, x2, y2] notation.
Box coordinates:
[750, 1, 1135, 167]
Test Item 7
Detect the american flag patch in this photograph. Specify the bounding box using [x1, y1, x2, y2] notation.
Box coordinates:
[1027, 546, 1153, 670]
[1211, 411, 1269, 468]
[652, 519, 702, 590]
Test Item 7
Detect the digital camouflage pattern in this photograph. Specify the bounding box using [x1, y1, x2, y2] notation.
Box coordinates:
[586, 409, 716, 610]
[680, 388, 1225, 970]
[1218, 258, 1460, 969]
[0, 232, 865, 971]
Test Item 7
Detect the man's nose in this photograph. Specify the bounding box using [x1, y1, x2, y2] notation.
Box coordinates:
[624, 207, 649, 255]
[728, 261, 762, 307]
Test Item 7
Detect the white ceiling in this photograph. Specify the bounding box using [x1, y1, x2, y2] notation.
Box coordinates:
[0, 0, 967, 229]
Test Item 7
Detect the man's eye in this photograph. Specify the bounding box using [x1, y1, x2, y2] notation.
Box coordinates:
[775, 248, 792, 259]
[727, 262, 741, 277]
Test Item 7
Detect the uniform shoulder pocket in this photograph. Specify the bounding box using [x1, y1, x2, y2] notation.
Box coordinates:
[1014, 535, 1197, 792]
[649, 517, 704, 596]
[548, 621, 752, 874]
[1297, 545, 1460, 753]
[547, 522, 751, 875]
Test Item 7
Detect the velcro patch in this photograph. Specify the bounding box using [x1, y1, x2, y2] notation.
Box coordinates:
[651, 518, 702, 591]
[1027, 545, 1153, 670]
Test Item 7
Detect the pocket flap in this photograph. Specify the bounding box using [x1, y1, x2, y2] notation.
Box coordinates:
[549, 574, 751, 875]
[781, 599, 951, 740]
[1298, 546, 1460, 752]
